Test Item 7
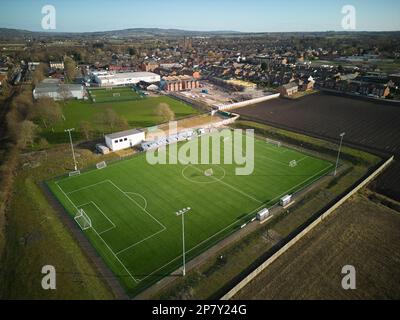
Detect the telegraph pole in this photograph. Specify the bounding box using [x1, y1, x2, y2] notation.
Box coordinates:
[65, 128, 78, 171]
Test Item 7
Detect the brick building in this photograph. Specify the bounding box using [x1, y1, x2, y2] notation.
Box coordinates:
[162, 75, 200, 92]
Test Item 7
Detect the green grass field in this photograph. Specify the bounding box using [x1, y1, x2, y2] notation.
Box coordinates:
[41, 95, 198, 144]
[88, 87, 144, 103]
[46, 133, 334, 296]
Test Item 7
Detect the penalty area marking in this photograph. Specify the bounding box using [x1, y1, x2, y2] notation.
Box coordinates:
[55, 181, 140, 284]
[55, 180, 168, 284]
[77, 201, 117, 235]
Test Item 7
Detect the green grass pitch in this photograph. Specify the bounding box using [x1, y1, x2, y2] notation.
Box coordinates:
[88, 87, 143, 103]
[46, 133, 334, 296]
[40, 95, 198, 144]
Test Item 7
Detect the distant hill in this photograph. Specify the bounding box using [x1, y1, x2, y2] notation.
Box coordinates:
[0, 27, 242, 40]
[1, 27, 399, 41]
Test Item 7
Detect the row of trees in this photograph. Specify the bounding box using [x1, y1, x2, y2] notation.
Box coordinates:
[6, 87, 40, 149]
[6, 91, 177, 148]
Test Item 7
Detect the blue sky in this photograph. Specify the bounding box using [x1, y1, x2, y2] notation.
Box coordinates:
[0, 0, 399, 32]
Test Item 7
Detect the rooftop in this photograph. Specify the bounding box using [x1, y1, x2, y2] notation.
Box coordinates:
[162, 75, 194, 82]
[105, 129, 144, 140]
[34, 81, 83, 94]
[282, 82, 299, 89]
[95, 72, 159, 79]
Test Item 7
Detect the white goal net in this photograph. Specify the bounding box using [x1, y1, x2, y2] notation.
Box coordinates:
[113, 93, 121, 97]
[69, 170, 81, 177]
[266, 139, 282, 148]
[204, 168, 214, 177]
[96, 161, 107, 170]
[74, 209, 92, 231]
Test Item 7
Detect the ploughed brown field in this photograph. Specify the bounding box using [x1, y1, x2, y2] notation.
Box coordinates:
[236, 92, 400, 201]
[232, 195, 400, 300]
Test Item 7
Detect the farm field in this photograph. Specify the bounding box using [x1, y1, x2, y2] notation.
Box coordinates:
[233, 195, 400, 300]
[46, 132, 333, 296]
[235, 92, 400, 201]
[41, 95, 199, 144]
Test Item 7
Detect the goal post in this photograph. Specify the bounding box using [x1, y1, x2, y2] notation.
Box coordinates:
[266, 138, 282, 148]
[74, 209, 92, 231]
[113, 93, 121, 97]
[69, 170, 81, 177]
[96, 161, 107, 170]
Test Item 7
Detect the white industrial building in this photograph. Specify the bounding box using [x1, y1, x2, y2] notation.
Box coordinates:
[33, 79, 85, 101]
[92, 71, 160, 87]
[105, 129, 146, 152]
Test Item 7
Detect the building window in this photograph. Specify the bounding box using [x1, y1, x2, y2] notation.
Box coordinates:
[124, 138, 128, 141]
[119, 139, 123, 142]
[115, 140, 118, 143]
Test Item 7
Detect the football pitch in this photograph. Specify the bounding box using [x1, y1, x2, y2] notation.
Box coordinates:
[46, 133, 334, 296]
[88, 87, 144, 103]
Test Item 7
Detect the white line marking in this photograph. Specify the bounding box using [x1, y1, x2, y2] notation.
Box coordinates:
[167, 150, 262, 204]
[105, 180, 167, 256]
[124, 192, 148, 210]
[78, 201, 116, 229]
[136, 163, 334, 283]
[297, 156, 309, 164]
[66, 180, 109, 195]
[55, 181, 139, 283]
[54, 134, 334, 284]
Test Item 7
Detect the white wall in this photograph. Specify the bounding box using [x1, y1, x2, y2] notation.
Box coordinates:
[105, 132, 145, 151]
[216, 93, 280, 111]
[95, 73, 161, 87]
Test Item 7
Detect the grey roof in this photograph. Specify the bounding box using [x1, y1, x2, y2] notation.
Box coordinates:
[105, 129, 144, 140]
[34, 83, 83, 94]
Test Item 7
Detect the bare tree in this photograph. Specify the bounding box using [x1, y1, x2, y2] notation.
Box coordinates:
[18, 120, 39, 148]
[34, 97, 62, 129]
[155, 103, 175, 123]
[32, 63, 47, 86]
[102, 108, 128, 131]
[58, 85, 72, 104]
[79, 121, 93, 140]
[64, 56, 77, 82]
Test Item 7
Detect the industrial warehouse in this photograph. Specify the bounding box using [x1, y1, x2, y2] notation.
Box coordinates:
[91, 71, 161, 87]
[33, 78, 85, 100]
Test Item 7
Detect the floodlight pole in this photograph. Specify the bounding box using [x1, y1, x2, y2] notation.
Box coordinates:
[65, 128, 78, 171]
[334, 132, 346, 176]
[182, 211, 186, 277]
[177, 207, 191, 277]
